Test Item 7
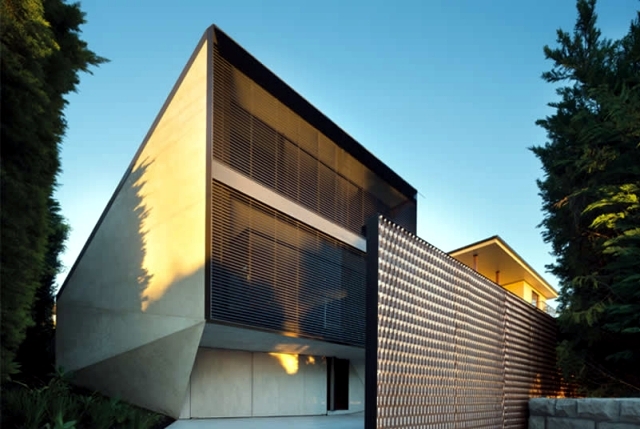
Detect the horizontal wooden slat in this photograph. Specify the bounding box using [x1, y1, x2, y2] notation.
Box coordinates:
[210, 181, 366, 346]
[212, 46, 414, 237]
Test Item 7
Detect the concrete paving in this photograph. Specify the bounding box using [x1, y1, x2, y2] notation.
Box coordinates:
[167, 412, 364, 429]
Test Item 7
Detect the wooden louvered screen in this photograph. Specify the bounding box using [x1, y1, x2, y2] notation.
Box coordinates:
[212, 45, 413, 237]
[210, 181, 366, 346]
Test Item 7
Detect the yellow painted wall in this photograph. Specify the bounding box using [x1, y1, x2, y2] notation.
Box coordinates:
[523, 282, 545, 309]
[502, 281, 544, 309]
[502, 281, 525, 299]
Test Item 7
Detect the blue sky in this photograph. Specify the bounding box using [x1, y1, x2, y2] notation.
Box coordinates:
[57, 0, 638, 299]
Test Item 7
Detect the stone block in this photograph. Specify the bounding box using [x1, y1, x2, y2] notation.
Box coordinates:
[547, 417, 595, 429]
[620, 399, 640, 423]
[556, 399, 578, 417]
[531, 398, 556, 416]
[598, 423, 640, 429]
[529, 415, 546, 429]
[577, 399, 619, 421]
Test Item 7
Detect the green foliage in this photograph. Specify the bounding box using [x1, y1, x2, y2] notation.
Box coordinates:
[17, 198, 71, 383]
[0, 0, 105, 381]
[44, 413, 77, 429]
[532, 0, 640, 396]
[1, 373, 168, 429]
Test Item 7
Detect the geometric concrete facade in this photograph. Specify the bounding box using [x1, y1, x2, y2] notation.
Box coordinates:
[56, 36, 209, 418]
[56, 26, 400, 420]
[57, 24, 564, 425]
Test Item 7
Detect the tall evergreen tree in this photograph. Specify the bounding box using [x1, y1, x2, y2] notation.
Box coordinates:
[532, 0, 640, 396]
[1, 0, 105, 380]
[16, 198, 70, 383]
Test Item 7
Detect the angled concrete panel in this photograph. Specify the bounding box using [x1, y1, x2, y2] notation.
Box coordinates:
[58, 36, 209, 320]
[56, 303, 204, 372]
[56, 35, 210, 417]
[72, 322, 205, 418]
[179, 378, 191, 419]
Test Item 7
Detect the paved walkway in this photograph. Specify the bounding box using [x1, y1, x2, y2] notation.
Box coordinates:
[167, 412, 364, 429]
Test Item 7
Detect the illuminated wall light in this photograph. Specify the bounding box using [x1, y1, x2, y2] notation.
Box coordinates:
[269, 353, 299, 375]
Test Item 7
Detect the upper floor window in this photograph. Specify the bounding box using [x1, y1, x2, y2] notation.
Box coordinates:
[531, 291, 539, 308]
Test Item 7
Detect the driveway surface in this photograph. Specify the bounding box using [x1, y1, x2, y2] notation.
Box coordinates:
[167, 412, 364, 429]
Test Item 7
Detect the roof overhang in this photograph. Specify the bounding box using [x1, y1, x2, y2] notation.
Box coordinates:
[448, 236, 558, 300]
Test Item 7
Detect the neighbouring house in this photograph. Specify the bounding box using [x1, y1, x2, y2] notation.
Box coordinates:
[56, 24, 561, 425]
[449, 236, 558, 314]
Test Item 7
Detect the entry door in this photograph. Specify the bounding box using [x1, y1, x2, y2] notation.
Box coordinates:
[327, 357, 349, 411]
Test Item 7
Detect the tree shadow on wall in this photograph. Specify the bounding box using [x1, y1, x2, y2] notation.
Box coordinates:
[54, 158, 155, 392]
[102, 157, 154, 313]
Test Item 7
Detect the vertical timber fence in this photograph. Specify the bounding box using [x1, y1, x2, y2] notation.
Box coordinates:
[366, 217, 564, 429]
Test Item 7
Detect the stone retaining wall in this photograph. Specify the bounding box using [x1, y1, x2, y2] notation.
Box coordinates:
[529, 398, 640, 429]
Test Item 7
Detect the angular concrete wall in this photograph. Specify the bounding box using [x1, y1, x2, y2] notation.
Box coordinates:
[183, 348, 328, 418]
[56, 36, 210, 418]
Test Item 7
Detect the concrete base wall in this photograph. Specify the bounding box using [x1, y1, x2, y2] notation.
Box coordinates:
[180, 348, 366, 419]
[349, 361, 365, 413]
[189, 349, 254, 418]
[182, 348, 329, 418]
[529, 398, 640, 429]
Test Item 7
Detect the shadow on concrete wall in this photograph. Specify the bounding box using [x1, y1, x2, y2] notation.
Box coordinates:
[116, 158, 154, 310]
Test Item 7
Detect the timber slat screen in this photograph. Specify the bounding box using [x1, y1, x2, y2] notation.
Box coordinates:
[209, 43, 415, 346]
[366, 217, 562, 429]
[210, 181, 367, 346]
[211, 45, 416, 237]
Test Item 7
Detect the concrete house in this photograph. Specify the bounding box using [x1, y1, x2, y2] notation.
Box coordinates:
[56, 25, 559, 423]
[56, 25, 417, 419]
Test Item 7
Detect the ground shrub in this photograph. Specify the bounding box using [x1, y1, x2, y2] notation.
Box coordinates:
[1, 375, 172, 429]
